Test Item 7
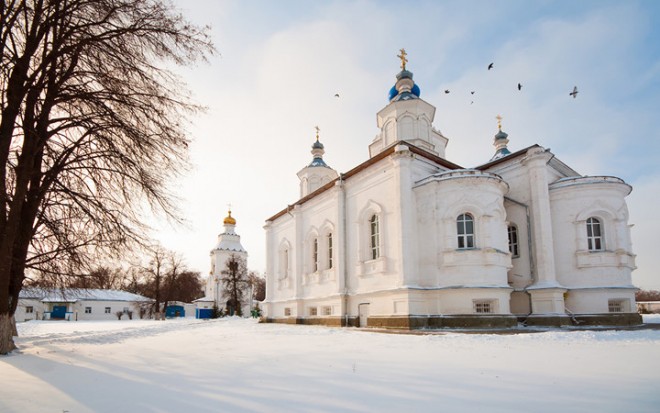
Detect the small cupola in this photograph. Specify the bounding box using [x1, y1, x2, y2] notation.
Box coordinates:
[296, 127, 339, 198]
[387, 48, 421, 102]
[490, 115, 512, 161]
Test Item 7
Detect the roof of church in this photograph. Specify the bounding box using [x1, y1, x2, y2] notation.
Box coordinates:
[267, 140, 463, 223]
[476, 143, 580, 177]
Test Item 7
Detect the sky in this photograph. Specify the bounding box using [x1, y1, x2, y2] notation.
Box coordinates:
[4, 317, 660, 412]
[151, 1, 660, 289]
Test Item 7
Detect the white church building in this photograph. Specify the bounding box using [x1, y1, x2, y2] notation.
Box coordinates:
[195, 210, 251, 316]
[262, 53, 641, 329]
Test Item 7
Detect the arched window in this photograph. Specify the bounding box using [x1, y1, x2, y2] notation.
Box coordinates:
[370, 214, 380, 259]
[327, 232, 333, 269]
[457, 213, 475, 249]
[586, 217, 603, 251]
[508, 225, 519, 257]
[280, 248, 289, 278]
[312, 237, 319, 272]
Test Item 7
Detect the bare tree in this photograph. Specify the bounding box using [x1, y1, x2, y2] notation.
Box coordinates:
[222, 254, 248, 317]
[134, 246, 201, 317]
[0, 0, 213, 354]
[27, 265, 129, 290]
[248, 271, 266, 302]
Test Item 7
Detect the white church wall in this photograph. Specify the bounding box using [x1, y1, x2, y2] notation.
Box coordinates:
[415, 170, 512, 289]
[344, 159, 402, 295]
[549, 177, 635, 290]
[297, 193, 340, 299]
[565, 289, 636, 314]
[438, 288, 512, 315]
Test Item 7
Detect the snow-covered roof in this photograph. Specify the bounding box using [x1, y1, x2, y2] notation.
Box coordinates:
[193, 296, 215, 303]
[19, 288, 152, 303]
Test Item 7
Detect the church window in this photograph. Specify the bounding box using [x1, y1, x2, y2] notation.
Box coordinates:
[312, 238, 319, 272]
[322, 306, 332, 316]
[309, 307, 318, 316]
[284, 307, 291, 316]
[105, 307, 111, 314]
[508, 225, 519, 257]
[327, 233, 333, 269]
[85, 307, 92, 314]
[457, 213, 475, 249]
[370, 214, 380, 259]
[280, 247, 289, 278]
[586, 217, 603, 251]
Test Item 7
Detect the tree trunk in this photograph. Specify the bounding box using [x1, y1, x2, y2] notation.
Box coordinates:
[11, 315, 17, 336]
[0, 313, 17, 355]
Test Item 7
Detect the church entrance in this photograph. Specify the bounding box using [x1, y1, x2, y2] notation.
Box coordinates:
[226, 299, 239, 316]
[358, 303, 369, 327]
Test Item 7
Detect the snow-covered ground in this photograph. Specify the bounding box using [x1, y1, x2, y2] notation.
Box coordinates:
[2, 316, 660, 413]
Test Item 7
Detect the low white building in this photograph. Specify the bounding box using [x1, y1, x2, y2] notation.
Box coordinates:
[16, 288, 152, 321]
[263, 53, 640, 329]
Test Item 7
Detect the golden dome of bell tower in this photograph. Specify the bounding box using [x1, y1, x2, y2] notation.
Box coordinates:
[223, 209, 236, 226]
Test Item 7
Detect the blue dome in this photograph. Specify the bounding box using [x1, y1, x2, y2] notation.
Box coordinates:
[388, 85, 398, 101]
[411, 83, 420, 97]
[312, 140, 324, 150]
[495, 130, 509, 140]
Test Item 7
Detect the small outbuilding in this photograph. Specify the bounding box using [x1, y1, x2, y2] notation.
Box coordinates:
[16, 288, 152, 321]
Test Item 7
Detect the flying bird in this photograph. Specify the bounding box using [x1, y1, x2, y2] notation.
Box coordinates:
[444, 89, 450, 94]
[470, 101, 474, 105]
[488, 62, 494, 70]
[569, 86, 578, 98]
[334, 93, 340, 98]
[470, 91, 475, 95]
[518, 83, 522, 91]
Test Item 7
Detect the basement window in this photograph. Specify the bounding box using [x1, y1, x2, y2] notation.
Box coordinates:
[608, 299, 627, 313]
[473, 300, 495, 314]
[284, 307, 291, 317]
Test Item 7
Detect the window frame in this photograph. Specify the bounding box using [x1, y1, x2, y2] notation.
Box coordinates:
[312, 237, 319, 272]
[327, 232, 333, 269]
[457, 213, 475, 249]
[25, 306, 34, 314]
[586, 217, 604, 251]
[608, 299, 628, 313]
[105, 307, 111, 314]
[85, 307, 92, 314]
[508, 224, 519, 258]
[370, 214, 380, 260]
[473, 299, 495, 314]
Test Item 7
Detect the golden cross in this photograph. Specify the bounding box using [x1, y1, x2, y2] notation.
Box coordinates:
[315, 126, 320, 141]
[397, 48, 408, 70]
[496, 115, 503, 130]
[227, 203, 232, 213]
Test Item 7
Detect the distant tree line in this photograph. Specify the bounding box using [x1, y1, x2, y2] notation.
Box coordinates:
[27, 246, 204, 317]
[636, 290, 660, 302]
